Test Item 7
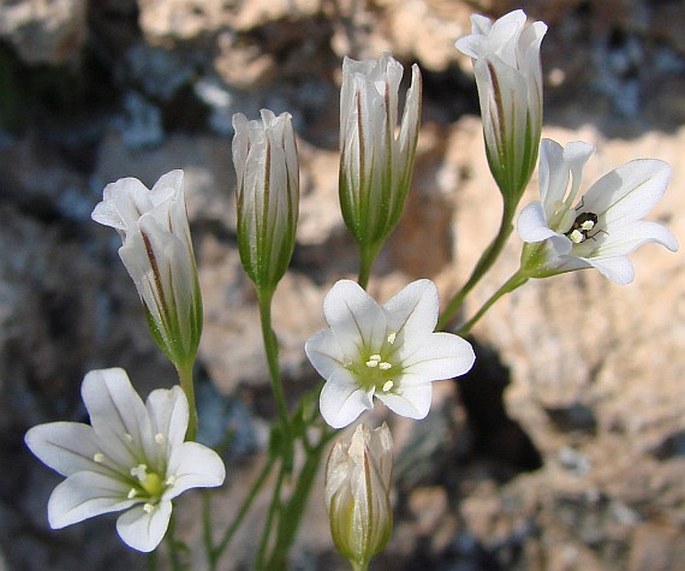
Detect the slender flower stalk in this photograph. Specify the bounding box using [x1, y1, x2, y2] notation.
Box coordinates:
[441, 10, 547, 327]
[325, 423, 393, 570]
[24, 368, 225, 553]
[306, 279, 475, 428]
[339, 53, 422, 288]
[92, 170, 203, 437]
[232, 109, 299, 293]
[231, 108, 300, 468]
[517, 138, 679, 283]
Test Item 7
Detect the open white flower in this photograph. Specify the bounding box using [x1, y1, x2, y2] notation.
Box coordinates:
[24, 368, 225, 552]
[455, 9, 547, 200]
[305, 280, 475, 428]
[92, 170, 203, 369]
[517, 138, 679, 284]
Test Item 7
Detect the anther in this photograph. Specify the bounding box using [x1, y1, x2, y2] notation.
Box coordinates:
[382, 380, 394, 392]
[127, 488, 138, 499]
[143, 503, 154, 514]
[131, 464, 148, 481]
[124, 433, 133, 443]
[93, 452, 105, 463]
[154, 433, 165, 445]
[378, 362, 392, 370]
[387, 332, 397, 344]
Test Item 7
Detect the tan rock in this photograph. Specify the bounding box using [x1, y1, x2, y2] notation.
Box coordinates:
[0, 0, 87, 64]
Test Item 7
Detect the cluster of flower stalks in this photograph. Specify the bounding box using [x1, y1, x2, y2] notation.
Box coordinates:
[24, 8, 677, 571]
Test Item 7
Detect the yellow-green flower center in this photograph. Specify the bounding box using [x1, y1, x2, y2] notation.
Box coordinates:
[347, 333, 401, 393]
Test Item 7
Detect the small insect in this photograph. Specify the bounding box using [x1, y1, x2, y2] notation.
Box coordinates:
[565, 211, 600, 244]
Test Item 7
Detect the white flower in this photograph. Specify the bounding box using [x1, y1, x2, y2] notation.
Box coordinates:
[305, 279, 475, 428]
[92, 170, 202, 368]
[517, 138, 679, 284]
[232, 109, 299, 290]
[325, 423, 393, 568]
[455, 9, 547, 199]
[339, 53, 422, 250]
[24, 368, 225, 552]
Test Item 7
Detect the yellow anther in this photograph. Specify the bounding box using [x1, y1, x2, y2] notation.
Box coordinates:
[382, 380, 394, 392]
[366, 359, 379, 368]
[387, 332, 397, 344]
[378, 362, 392, 370]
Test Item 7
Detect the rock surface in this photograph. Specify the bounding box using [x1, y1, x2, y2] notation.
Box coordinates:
[1, 0, 684, 569]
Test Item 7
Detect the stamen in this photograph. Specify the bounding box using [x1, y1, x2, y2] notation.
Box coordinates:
[93, 452, 105, 463]
[378, 362, 392, 370]
[124, 433, 133, 443]
[382, 380, 394, 392]
[165, 475, 176, 486]
[365, 359, 379, 368]
[127, 488, 138, 499]
[154, 433, 165, 445]
[143, 503, 155, 514]
[131, 464, 148, 481]
[369, 354, 381, 361]
[387, 332, 396, 344]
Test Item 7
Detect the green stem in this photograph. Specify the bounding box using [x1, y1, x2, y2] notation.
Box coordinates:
[456, 270, 528, 336]
[255, 460, 287, 570]
[176, 361, 197, 441]
[358, 241, 382, 290]
[208, 455, 277, 570]
[147, 550, 158, 571]
[256, 287, 293, 470]
[438, 202, 516, 330]
[165, 513, 183, 571]
[264, 429, 333, 570]
[202, 491, 214, 567]
[351, 562, 369, 571]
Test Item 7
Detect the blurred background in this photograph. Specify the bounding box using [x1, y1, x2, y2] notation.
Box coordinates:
[1, 0, 684, 569]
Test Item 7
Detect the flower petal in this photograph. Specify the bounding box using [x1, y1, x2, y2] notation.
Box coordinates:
[583, 159, 671, 225]
[150, 169, 184, 207]
[383, 279, 439, 340]
[91, 177, 152, 233]
[320, 369, 373, 429]
[376, 384, 432, 420]
[581, 254, 635, 285]
[25, 422, 103, 477]
[304, 329, 346, 381]
[517, 201, 559, 243]
[116, 500, 172, 553]
[323, 280, 386, 354]
[591, 220, 678, 257]
[48, 471, 134, 529]
[576, 220, 678, 284]
[81, 368, 152, 469]
[400, 332, 475, 383]
[145, 386, 189, 463]
[164, 442, 225, 500]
